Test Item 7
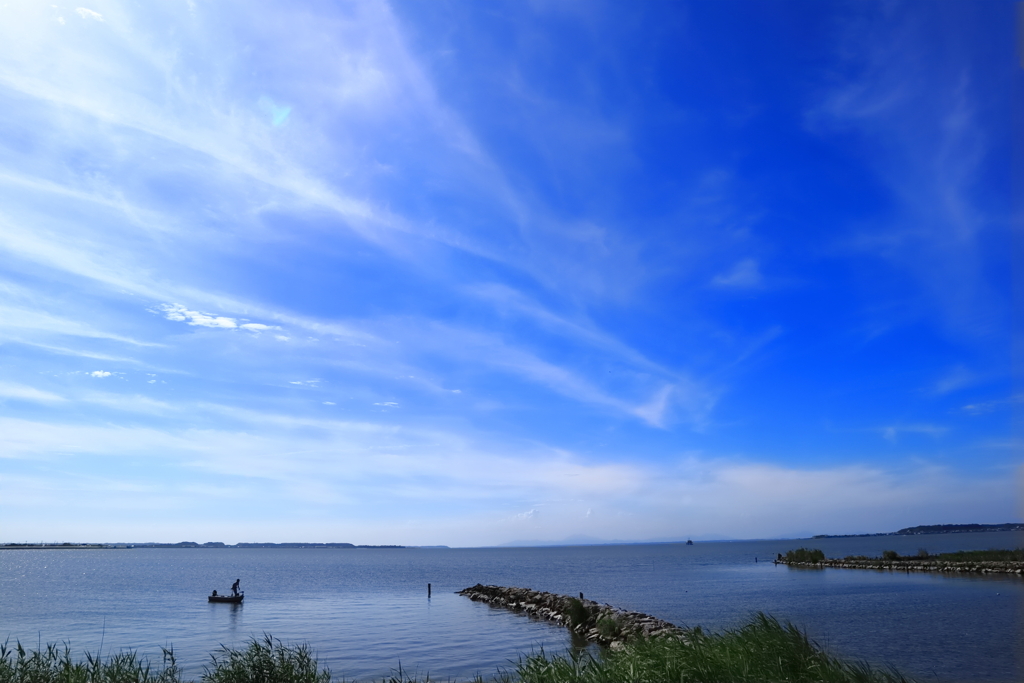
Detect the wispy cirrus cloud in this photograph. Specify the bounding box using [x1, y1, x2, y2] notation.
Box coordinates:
[0, 1, 1012, 546]
[0, 303, 159, 347]
[393, 320, 714, 428]
[961, 394, 1023, 416]
[711, 258, 762, 289]
[807, 7, 1007, 340]
[929, 365, 979, 395]
[0, 382, 66, 403]
[0, 1, 703, 435]
[876, 424, 948, 441]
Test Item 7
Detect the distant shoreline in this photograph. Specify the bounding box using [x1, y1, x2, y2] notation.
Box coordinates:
[3, 523, 1020, 549]
[0, 542, 412, 550]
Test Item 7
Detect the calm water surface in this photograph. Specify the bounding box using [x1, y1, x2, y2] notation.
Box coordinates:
[2, 532, 1021, 682]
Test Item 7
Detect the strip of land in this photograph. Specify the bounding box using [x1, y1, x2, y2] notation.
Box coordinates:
[778, 547, 1024, 575]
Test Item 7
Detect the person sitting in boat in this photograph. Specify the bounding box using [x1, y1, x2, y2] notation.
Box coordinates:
[231, 579, 240, 596]
[212, 590, 218, 597]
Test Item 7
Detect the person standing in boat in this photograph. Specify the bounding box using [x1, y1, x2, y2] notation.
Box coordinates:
[231, 578, 240, 596]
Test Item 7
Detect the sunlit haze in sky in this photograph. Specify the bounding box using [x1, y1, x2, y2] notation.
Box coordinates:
[0, 1, 1019, 547]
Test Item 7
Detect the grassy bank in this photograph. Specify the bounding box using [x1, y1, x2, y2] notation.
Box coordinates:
[0, 615, 910, 683]
[844, 548, 1024, 563]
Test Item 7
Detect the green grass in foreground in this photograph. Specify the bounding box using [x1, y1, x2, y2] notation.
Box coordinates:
[0, 616, 910, 683]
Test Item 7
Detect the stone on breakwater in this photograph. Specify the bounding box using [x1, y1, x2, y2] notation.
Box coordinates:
[457, 584, 687, 648]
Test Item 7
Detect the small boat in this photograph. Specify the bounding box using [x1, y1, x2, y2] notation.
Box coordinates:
[208, 592, 243, 603]
[686, 539, 694, 545]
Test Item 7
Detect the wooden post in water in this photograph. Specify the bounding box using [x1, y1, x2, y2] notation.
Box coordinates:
[428, 583, 432, 598]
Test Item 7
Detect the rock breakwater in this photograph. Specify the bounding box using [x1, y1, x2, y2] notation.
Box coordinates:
[457, 584, 686, 649]
[778, 558, 1024, 575]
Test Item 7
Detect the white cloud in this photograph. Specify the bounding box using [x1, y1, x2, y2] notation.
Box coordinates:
[289, 379, 321, 387]
[0, 410, 1014, 544]
[373, 401, 398, 407]
[711, 258, 762, 288]
[89, 370, 112, 378]
[75, 8, 103, 21]
[323, 401, 336, 405]
[156, 303, 237, 329]
[154, 305, 281, 333]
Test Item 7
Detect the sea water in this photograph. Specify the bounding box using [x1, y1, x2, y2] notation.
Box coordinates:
[2, 531, 1021, 682]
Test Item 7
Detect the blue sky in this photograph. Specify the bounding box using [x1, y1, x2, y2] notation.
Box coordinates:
[0, 0, 1018, 546]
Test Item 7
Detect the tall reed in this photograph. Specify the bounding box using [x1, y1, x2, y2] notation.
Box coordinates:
[0, 642, 180, 683]
[503, 613, 910, 683]
[202, 636, 329, 683]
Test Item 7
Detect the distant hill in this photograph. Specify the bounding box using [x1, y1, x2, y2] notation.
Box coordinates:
[895, 523, 1024, 535]
[814, 523, 1023, 539]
